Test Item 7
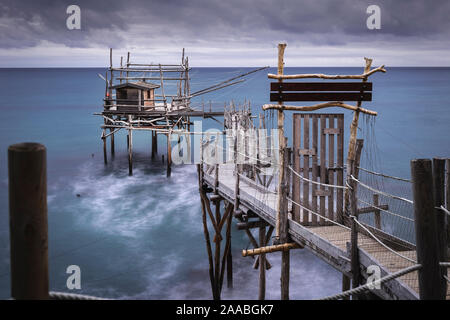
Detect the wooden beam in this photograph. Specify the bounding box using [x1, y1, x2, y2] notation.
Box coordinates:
[242, 242, 302, 257]
[411, 159, 445, 299]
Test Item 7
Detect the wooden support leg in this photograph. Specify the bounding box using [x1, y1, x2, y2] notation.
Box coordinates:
[167, 133, 172, 177]
[152, 131, 157, 160]
[259, 224, 266, 300]
[103, 136, 107, 165]
[128, 130, 133, 176]
[226, 247, 233, 289]
[342, 275, 351, 300]
[110, 128, 115, 159]
[213, 199, 222, 299]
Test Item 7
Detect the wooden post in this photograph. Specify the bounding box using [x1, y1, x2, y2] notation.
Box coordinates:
[259, 223, 266, 300]
[411, 159, 445, 300]
[102, 129, 107, 165]
[433, 158, 448, 297]
[446, 159, 450, 258]
[349, 160, 361, 299]
[275, 43, 287, 240]
[280, 145, 291, 300]
[8, 143, 49, 299]
[152, 131, 158, 160]
[128, 116, 133, 176]
[344, 59, 372, 226]
[214, 199, 222, 300]
[373, 194, 381, 229]
[167, 133, 172, 177]
[110, 128, 115, 159]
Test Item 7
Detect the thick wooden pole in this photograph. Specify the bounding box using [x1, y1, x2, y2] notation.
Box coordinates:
[344, 59, 372, 226]
[8, 143, 49, 299]
[167, 133, 172, 177]
[432, 158, 448, 297]
[128, 130, 133, 176]
[152, 131, 158, 160]
[280, 146, 291, 300]
[446, 159, 450, 258]
[214, 200, 222, 300]
[411, 159, 445, 300]
[110, 128, 115, 159]
[259, 224, 266, 300]
[275, 43, 287, 240]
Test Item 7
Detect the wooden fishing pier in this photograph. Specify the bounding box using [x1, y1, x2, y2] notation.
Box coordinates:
[196, 44, 450, 300]
[5, 45, 450, 300]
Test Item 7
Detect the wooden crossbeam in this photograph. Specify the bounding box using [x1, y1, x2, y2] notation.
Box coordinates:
[270, 92, 372, 102]
[270, 82, 372, 92]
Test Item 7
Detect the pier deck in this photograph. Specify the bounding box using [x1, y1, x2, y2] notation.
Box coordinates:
[202, 163, 450, 300]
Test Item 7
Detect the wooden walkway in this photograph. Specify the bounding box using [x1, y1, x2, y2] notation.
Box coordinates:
[202, 163, 450, 300]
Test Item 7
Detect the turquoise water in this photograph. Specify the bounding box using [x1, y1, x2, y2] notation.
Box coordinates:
[0, 67, 449, 299]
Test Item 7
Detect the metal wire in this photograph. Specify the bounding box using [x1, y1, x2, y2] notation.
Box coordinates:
[356, 197, 415, 222]
[288, 197, 350, 230]
[351, 175, 413, 204]
[358, 166, 412, 183]
[290, 166, 348, 190]
[350, 216, 417, 263]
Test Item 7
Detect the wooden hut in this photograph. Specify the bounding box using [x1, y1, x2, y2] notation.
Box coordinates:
[112, 81, 160, 111]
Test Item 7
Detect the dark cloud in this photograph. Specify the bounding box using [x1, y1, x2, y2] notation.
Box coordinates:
[0, 0, 449, 49]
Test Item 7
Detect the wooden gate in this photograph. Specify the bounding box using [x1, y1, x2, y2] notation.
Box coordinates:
[292, 113, 344, 226]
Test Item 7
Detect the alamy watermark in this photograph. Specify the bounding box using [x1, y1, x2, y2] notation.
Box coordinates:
[66, 5, 81, 30]
[366, 5, 381, 30]
[66, 265, 81, 290]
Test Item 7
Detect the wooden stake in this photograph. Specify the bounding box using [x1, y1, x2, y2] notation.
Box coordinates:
[411, 159, 445, 300]
[167, 133, 172, 177]
[152, 131, 158, 160]
[446, 159, 450, 258]
[275, 43, 287, 240]
[8, 143, 49, 299]
[432, 158, 448, 297]
[259, 224, 266, 300]
[128, 116, 133, 176]
[110, 127, 115, 159]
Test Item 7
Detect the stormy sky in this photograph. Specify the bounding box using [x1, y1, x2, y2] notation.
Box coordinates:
[0, 0, 449, 67]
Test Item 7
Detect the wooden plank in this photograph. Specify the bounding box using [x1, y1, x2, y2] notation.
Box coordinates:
[292, 115, 301, 222]
[323, 128, 341, 135]
[299, 149, 316, 156]
[302, 115, 310, 225]
[319, 115, 326, 225]
[270, 82, 373, 92]
[336, 115, 344, 224]
[328, 115, 335, 221]
[311, 116, 319, 226]
[314, 189, 332, 197]
[270, 92, 372, 102]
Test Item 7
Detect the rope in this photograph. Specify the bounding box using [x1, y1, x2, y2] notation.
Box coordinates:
[287, 197, 350, 230]
[351, 216, 417, 263]
[436, 205, 450, 217]
[356, 197, 415, 222]
[350, 175, 413, 204]
[358, 167, 412, 183]
[289, 166, 348, 190]
[49, 291, 110, 300]
[320, 264, 422, 300]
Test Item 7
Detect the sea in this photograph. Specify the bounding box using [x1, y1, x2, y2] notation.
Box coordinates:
[0, 67, 449, 299]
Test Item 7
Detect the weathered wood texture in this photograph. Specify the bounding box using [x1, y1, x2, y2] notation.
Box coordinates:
[8, 143, 49, 300]
[411, 159, 445, 299]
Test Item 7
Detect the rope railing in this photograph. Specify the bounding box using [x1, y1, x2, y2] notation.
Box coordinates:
[289, 166, 348, 190]
[49, 291, 110, 300]
[357, 166, 412, 183]
[288, 197, 350, 230]
[350, 216, 417, 263]
[320, 264, 422, 300]
[436, 205, 450, 217]
[356, 197, 415, 222]
[350, 175, 414, 204]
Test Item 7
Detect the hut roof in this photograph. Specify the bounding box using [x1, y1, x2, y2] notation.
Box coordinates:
[112, 81, 160, 90]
